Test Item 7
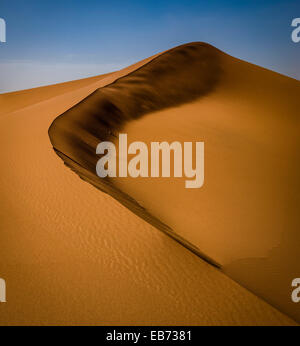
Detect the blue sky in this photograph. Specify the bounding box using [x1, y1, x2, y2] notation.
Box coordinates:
[0, 0, 299, 93]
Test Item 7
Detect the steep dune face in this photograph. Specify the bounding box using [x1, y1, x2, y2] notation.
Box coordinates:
[48, 42, 300, 322]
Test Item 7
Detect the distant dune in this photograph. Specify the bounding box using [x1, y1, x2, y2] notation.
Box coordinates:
[49, 42, 300, 323]
[0, 74, 113, 116]
[0, 43, 297, 325]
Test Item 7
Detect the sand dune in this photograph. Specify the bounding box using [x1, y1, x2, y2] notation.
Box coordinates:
[0, 73, 111, 116]
[48, 42, 300, 322]
[0, 44, 297, 325]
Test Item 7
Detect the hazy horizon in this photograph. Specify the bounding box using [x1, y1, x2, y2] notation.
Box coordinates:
[0, 0, 299, 93]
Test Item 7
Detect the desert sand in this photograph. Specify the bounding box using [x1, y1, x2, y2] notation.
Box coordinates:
[0, 44, 298, 325]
